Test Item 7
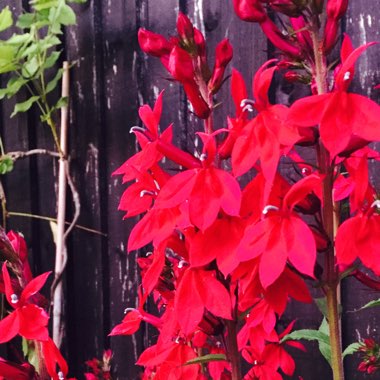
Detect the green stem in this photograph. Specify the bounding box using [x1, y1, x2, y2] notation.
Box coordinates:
[310, 20, 344, 380]
[225, 319, 242, 380]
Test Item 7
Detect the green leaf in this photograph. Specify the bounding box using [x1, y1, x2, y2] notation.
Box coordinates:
[0, 45, 16, 73]
[68, 0, 87, 3]
[0, 76, 27, 99]
[318, 318, 331, 365]
[0, 7, 13, 32]
[16, 13, 35, 29]
[54, 96, 68, 109]
[45, 68, 63, 94]
[184, 354, 227, 366]
[11, 96, 40, 117]
[31, 0, 59, 12]
[0, 156, 14, 175]
[343, 342, 361, 358]
[358, 298, 380, 311]
[22, 56, 39, 78]
[315, 297, 328, 318]
[6, 33, 32, 46]
[56, 4, 76, 25]
[43, 50, 61, 69]
[281, 329, 331, 346]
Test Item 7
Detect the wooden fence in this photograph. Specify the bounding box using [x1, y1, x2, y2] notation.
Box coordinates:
[1, 0, 379, 379]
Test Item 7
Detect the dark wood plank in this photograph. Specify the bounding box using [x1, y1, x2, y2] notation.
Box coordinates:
[64, 1, 106, 376]
[341, 1, 380, 378]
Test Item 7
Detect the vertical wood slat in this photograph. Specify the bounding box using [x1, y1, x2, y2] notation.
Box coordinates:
[341, 2, 380, 379]
[64, 0, 106, 374]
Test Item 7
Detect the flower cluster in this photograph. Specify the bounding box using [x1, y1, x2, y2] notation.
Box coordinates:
[111, 1, 380, 379]
[357, 339, 380, 375]
[0, 231, 69, 380]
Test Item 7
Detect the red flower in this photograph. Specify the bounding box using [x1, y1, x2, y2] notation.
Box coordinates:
[289, 36, 380, 158]
[0, 263, 50, 343]
[174, 268, 232, 335]
[41, 338, 69, 380]
[237, 175, 320, 288]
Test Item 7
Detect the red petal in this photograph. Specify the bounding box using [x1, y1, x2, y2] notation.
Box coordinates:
[0, 311, 19, 343]
[259, 220, 287, 288]
[1, 263, 15, 307]
[231, 68, 248, 117]
[109, 310, 142, 336]
[286, 217, 316, 278]
[335, 216, 360, 266]
[174, 270, 204, 335]
[18, 305, 49, 341]
[198, 270, 232, 319]
[20, 271, 51, 305]
[288, 94, 330, 127]
[252, 60, 277, 110]
[41, 338, 68, 380]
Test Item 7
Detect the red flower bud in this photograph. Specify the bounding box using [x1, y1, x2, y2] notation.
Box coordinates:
[177, 12, 194, 42]
[183, 82, 211, 119]
[138, 28, 173, 57]
[209, 39, 233, 93]
[215, 38, 233, 67]
[323, 17, 339, 54]
[260, 18, 302, 57]
[168, 46, 194, 82]
[233, 0, 267, 23]
[290, 16, 312, 52]
[326, 0, 348, 19]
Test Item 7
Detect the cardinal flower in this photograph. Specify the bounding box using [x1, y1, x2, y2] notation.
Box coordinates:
[174, 268, 232, 335]
[0, 263, 50, 343]
[155, 133, 241, 231]
[288, 35, 380, 158]
[237, 174, 320, 288]
[232, 60, 302, 205]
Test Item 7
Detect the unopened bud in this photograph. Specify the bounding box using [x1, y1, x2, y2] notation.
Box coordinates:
[177, 13, 194, 42]
[233, 0, 267, 23]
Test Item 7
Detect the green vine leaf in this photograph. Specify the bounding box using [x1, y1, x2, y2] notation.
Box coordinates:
[0, 155, 14, 174]
[0, 7, 13, 32]
[11, 96, 40, 117]
[358, 298, 380, 311]
[184, 354, 227, 366]
[343, 342, 361, 358]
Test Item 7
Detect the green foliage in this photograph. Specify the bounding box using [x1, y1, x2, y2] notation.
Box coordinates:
[0, 155, 13, 174]
[0, 0, 83, 119]
[184, 354, 227, 366]
[358, 298, 380, 311]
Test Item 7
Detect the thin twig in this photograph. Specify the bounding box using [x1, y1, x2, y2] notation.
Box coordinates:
[7, 149, 60, 160]
[7, 211, 106, 236]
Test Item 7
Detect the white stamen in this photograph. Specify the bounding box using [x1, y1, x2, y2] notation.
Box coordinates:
[371, 200, 380, 209]
[58, 371, 65, 380]
[129, 126, 146, 134]
[10, 294, 18, 304]
[302, 167, 311, 175]
[262, 205, 279, 215]
[343, 71, 351, 81]
[153, 179, 161, 191]
[200, 153, 207, 162]
[253, 360, 258, 366]
[240, 99, 255, 113]
[139, 190, 156, 198]
[178, 260, 189, 269]
[124, 307, 136, 315]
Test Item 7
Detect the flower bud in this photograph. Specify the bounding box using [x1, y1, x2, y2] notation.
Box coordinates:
[138, 28, 173, 57]
[209, 39, 233, 93]
[177, 12, 194, 42]
[168, 46, 194, 82]
[233, 0, 267, 23]
[323, 17, 339, 54]
[260, 18, 302, 57]
[326, 0, 349, 20]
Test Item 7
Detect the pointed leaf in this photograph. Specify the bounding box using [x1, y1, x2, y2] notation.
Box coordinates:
[184, 354, 227, 366]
